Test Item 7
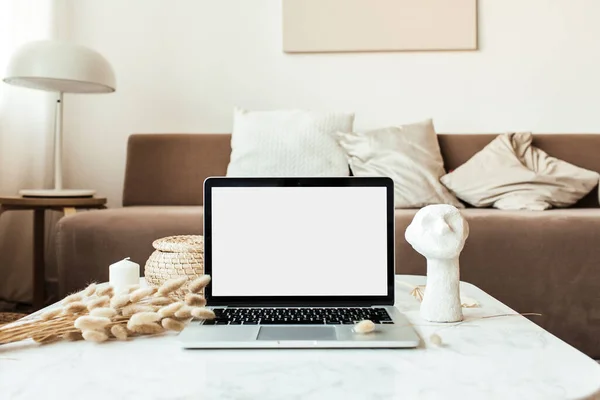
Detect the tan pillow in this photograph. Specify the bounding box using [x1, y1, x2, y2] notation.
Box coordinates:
[334, 119, 463, 209]
[440, 132, 600, 210]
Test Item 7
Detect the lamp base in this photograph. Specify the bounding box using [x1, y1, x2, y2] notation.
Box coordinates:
[19, 189, 96, 198]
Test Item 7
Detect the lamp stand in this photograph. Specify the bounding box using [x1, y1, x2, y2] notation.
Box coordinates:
[19, 93, 96, 198]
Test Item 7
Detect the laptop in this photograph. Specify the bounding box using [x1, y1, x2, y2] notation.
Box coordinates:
[178, 177, 420, 349]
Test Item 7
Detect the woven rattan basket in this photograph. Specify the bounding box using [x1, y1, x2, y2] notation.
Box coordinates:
[144, 235, 204, 299]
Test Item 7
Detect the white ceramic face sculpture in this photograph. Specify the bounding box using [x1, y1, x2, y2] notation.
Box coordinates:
[405, 204, 469, 323]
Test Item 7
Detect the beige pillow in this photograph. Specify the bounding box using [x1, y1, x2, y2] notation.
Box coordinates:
[440, 132, 600, 210]
[334, 119, 463, 209]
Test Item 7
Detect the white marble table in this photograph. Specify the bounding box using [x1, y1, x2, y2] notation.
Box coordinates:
[1, 275, 599, 400]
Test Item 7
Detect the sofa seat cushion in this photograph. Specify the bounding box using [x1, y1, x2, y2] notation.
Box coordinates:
[57, 205, 600, 358]
[394, 207, 600, 358]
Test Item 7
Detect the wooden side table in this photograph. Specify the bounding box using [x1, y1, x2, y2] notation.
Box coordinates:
[0, 196, 107, 310]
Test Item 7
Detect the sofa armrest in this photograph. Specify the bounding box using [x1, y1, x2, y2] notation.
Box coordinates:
[123, 134, 232, 206]
[56, 206, 203, 296]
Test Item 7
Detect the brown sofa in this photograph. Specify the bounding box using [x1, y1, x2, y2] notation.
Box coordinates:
[56, 133, 600, 358]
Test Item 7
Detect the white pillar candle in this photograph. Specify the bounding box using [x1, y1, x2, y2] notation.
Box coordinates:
[109, 257, 140, 292]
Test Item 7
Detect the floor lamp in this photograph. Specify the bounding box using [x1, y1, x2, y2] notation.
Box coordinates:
[2, 40, 116, 197]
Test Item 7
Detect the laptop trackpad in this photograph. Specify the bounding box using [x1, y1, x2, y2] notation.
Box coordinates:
[257, 326, 336, 341]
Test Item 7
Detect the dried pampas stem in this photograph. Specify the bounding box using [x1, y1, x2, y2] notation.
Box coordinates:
[62, 331, 83, 341]
[157, 277, 188, 296]
[188, 276, 211, 294]
[33, 335, 60, 344]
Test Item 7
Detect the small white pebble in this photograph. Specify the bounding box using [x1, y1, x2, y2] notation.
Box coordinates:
[353, 320, 376, 334]
[429, 333, 443, 346]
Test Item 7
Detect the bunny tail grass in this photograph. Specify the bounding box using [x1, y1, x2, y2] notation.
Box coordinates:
[158, 302, 184, 318]
[157, 277, 188, 296]
[162, 318, 186, 332]
[74, 316, 112, 331]
[110, 325, 129, 341]
[188, 276, 211, 294]
[190, 307, 215, 320]
[129, 287, 158, 303]
[185, 294, 206, 307]
[82, 330, 108, 343]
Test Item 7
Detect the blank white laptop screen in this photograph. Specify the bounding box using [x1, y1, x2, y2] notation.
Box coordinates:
[210, 186, 389, 297]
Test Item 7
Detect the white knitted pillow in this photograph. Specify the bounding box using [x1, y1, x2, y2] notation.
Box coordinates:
[226, 108, 354, 177]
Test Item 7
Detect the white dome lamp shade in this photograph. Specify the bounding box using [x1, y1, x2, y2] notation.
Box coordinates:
[3, 40, 116, 197]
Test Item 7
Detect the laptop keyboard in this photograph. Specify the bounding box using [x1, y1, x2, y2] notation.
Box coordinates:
[202, 307, 394, 325]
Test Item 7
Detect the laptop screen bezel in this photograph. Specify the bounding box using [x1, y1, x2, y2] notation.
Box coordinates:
[203, 177, 395, 307]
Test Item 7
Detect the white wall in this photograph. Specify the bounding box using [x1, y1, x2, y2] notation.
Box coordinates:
[64, 0, 600, 207]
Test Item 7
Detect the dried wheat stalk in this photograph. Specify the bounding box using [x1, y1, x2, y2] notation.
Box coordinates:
[0, 275, 213, 347]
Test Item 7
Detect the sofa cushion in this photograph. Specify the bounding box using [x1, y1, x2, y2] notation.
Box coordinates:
[440, 132, 600, 210]
[226, 108, 354, 177]
[334, 119, 463, 209]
